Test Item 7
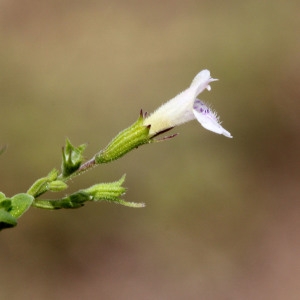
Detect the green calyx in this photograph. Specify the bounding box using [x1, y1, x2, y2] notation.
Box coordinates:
[84, 174, 144, 207]
[61, 138, 87, 177]
[95, 111, 152, 164]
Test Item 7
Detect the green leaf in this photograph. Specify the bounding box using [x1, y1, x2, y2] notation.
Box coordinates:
[0, 209, 17, 230]
[10, 193, 34, 218]
[61, 138, 87, 177]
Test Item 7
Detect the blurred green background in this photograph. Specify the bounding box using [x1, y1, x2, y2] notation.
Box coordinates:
[1, 0, 299, 299]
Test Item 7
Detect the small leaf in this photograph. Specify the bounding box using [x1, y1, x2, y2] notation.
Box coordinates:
[10, 193, 34, 218]
[0, 199, 12, 210]
[0, 193, 13, 213]
[0, 209, 17, 230]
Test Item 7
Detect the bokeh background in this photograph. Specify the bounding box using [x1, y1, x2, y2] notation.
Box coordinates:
[1, 0, 300, 299]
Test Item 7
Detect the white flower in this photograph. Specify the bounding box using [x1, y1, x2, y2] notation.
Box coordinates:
[144, 69, 232, 138]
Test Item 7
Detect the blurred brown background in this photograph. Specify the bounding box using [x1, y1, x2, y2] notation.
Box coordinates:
[1, 0, 300, 299]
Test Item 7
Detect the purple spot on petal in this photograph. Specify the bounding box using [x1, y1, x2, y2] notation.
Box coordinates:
[194, 99, 213, 115]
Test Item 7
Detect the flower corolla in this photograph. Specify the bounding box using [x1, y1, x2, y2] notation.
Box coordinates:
[144, 70, 232, 138]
